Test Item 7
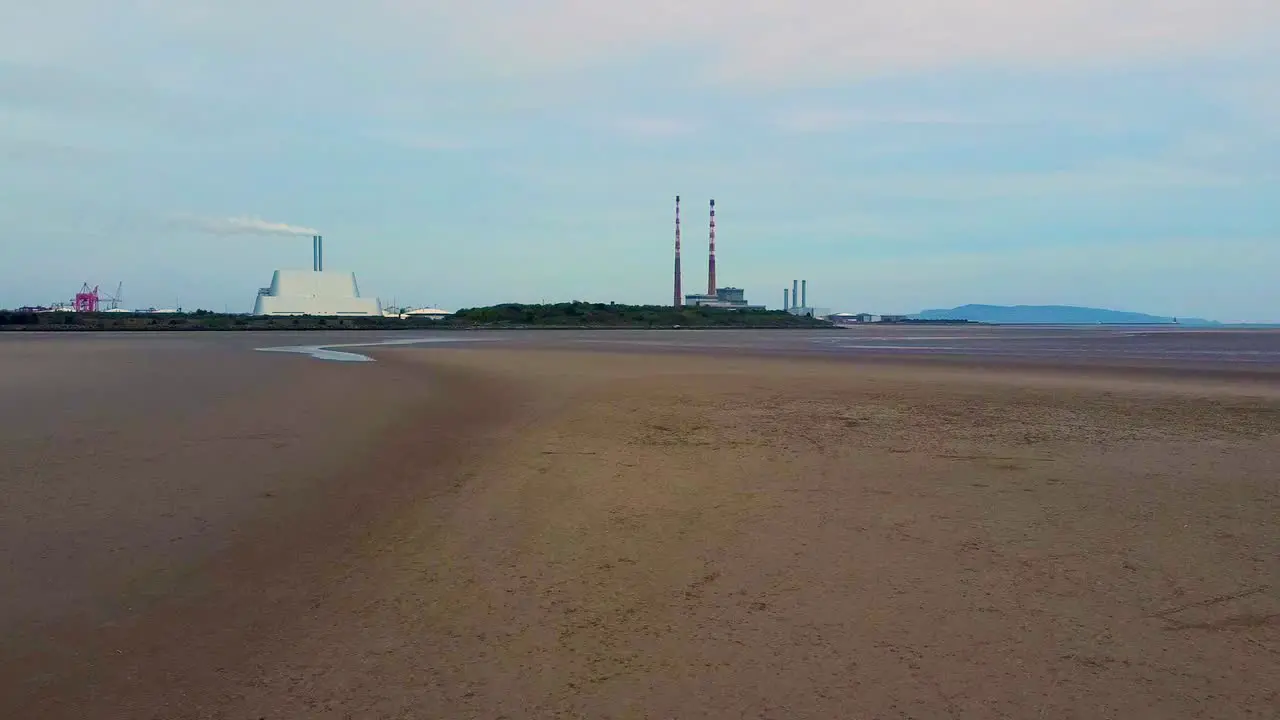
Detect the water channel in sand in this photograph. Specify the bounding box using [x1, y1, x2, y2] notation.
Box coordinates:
[255, 336, 495, 362]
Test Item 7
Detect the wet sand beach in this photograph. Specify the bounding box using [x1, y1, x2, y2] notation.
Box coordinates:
[2, 333, 1278, 718]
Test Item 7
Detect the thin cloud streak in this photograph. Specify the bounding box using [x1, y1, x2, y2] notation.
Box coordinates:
[609, 116, 699, 139]
[772, 108, 1015, 133]
[364, 130, 472, 152]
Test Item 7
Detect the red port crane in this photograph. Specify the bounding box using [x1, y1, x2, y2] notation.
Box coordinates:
[71, 282, 123, 312]
[73, 283, 100, 312]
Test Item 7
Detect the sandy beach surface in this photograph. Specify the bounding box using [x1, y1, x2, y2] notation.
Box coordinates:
[2, 332, 1278, 718]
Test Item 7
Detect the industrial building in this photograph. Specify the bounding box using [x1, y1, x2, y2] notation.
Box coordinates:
[685, 287, 764, 310]
[672, 197, 766, 311]
[398, 307, 452, 320]
[830, 312, 877, 324]
[781, 279, 829, 318]
[253, 235, 382, 316]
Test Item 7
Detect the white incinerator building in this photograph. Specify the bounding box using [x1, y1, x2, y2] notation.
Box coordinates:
[252, 235, 382, 317]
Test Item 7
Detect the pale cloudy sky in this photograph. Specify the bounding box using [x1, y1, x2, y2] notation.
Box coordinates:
[2, 1, 1278, 320]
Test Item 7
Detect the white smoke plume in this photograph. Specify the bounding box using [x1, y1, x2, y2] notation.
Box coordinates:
[193, 215, 320, 236]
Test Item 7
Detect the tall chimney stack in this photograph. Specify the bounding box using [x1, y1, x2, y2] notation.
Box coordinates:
[312, 236, 319, 271]
[792, 280, 799, 309]
[802, 280, 807, 309]
[673, 196, 683, 307]
[317, 235, 324, 272]
[707, 199, 717, 296]
[783, 288, 789, 311]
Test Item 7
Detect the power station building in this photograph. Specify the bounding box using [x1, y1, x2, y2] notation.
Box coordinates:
[672, 197, 765, 310]
[252, 235, 382, 317]
[684, 287, 764, 310]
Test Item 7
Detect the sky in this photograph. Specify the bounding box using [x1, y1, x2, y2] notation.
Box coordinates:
[2, 1, 1278, 321]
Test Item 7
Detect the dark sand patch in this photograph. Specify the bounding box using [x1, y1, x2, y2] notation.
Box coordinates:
[0, 341, 531, 717]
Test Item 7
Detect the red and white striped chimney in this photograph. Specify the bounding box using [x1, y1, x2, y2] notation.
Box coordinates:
[707, 199, 717, 296]
[673, 195, 682, 307]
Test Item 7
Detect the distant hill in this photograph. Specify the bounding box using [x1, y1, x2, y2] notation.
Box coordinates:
[913, 304, 1220, 325]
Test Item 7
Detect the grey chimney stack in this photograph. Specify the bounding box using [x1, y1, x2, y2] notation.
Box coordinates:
[783, 288, 789, 311]
[317, 235, 323, 272]
[801, 280, 807, 309]
[792, 280, 799, 309]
